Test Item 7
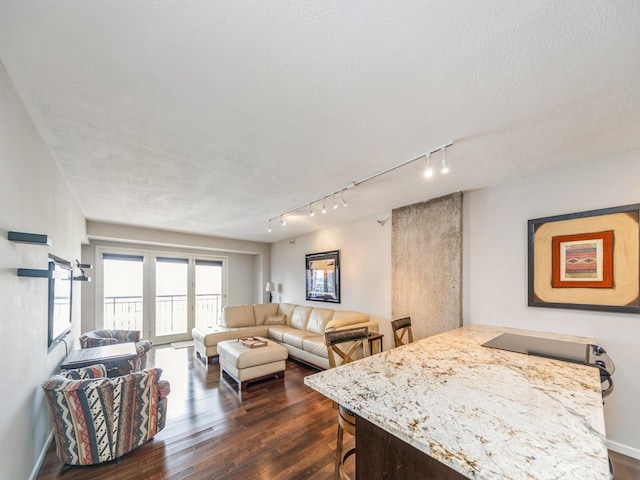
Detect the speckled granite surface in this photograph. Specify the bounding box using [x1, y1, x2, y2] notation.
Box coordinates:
[304, 324, 609, 480]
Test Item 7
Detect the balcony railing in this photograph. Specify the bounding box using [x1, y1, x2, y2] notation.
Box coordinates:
[103, 294, 222, 335]
[104, 295, 143, 331]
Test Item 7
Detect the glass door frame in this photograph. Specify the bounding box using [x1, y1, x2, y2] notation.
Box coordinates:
[150, 254, 192, 345]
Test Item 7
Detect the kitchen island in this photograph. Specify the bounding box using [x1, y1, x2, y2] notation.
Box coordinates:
[304, 324, 609, 479]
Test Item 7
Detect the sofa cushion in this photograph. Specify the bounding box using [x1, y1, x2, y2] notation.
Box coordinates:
[221, 305, 256, 328]
[306, 308, 335, 334]
[277, 303, 297, 324]
[193, 325, 270, 347]
[325, 311, 369, 331]
[267, 325, 298, 342]
[282, 330, 314, 349]
[290, 306, 312, 330]
[264, 314, 286, 325]
[253, 303, 279, 325]
[302, 336, 329, 359]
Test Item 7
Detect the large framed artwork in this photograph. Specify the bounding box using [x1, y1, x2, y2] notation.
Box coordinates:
[305, 250, 340, 303]
[528, 203, 640, 313]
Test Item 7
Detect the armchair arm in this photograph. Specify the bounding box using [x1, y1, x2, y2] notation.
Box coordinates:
[112, 329, 141, 343]
[158, 379, 171, 400]
[135, 340, 152, 353]
[80, 335, 118, 348]
[130, 340, 152, 371]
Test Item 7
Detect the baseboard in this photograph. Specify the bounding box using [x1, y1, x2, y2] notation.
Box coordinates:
[29, 429, 53, 480]
[607, 439, 640, 460]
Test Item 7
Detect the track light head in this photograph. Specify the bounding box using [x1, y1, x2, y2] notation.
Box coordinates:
[332, 192, 338, 209]
[309, 203, 315, 217]
[440, 146, 449, 174]
[340, 189, 348, 207]
[424, 153, 434, 178]
[280, 215, 286, 226]
[321, 197, 327, 214]
[268, 219, 272, 232]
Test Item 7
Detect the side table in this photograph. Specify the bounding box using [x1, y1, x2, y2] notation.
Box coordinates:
[61, 342, 137, 377]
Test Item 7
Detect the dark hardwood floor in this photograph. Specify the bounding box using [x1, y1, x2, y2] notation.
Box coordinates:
[37, 345, 351, 480]
[37, 345, 639, 480]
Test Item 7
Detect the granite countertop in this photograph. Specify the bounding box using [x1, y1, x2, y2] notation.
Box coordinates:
[304, 324, 609, 480]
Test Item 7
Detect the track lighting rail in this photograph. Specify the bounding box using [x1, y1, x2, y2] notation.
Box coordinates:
[267, 141, 454, 231]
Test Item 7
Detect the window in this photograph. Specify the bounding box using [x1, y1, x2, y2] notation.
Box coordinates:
[97, 247, 226, 344]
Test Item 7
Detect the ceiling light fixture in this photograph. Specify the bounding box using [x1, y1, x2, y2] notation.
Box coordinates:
[424, 153, 434, 178]
[266, 141, 453, 231]
[440, 146, 449, 174]
[267, 219, 272, 232]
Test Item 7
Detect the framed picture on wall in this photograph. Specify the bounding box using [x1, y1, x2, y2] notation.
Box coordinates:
[305, 250, 340, 303]
[551, 231, 613, 288]
[528, 203, 640, 313]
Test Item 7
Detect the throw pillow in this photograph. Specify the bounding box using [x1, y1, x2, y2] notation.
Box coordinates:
[264, 314, 286, 325]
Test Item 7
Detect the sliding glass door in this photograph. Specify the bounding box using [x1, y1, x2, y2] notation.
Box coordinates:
[102, 253, 145, 332]
[195, 259, 223, 329]
[97, 247, 226, 344]
[153, 257, 190, 343]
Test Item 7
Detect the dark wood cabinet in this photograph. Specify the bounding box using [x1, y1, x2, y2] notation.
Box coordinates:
[356, 416, 466, 480]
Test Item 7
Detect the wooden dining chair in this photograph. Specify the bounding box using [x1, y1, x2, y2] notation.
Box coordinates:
[324, 326, 370, 480]
[391, 317, 413, 348]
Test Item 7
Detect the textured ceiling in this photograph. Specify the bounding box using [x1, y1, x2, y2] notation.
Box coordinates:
[1, 1, 639, 243]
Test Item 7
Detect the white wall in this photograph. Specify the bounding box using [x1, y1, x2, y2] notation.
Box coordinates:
[464, 150, 640, 458]
[270, 216, 393, 349]
[0, 61, 86, 480]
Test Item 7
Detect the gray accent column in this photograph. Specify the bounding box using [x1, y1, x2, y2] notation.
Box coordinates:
[392, 192, 463, 340]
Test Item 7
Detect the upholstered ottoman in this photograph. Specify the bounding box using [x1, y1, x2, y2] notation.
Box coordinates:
[218, 338, 288, 390]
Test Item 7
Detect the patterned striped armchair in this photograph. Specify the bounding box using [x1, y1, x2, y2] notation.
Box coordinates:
[79, 329, 152, 371]
[41, 364, 170, 465]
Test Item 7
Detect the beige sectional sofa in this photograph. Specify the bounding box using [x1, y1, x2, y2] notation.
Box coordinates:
[192, 302, 377, 369]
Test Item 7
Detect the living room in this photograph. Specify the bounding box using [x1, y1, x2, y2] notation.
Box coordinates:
[2, 3, 640, 480]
